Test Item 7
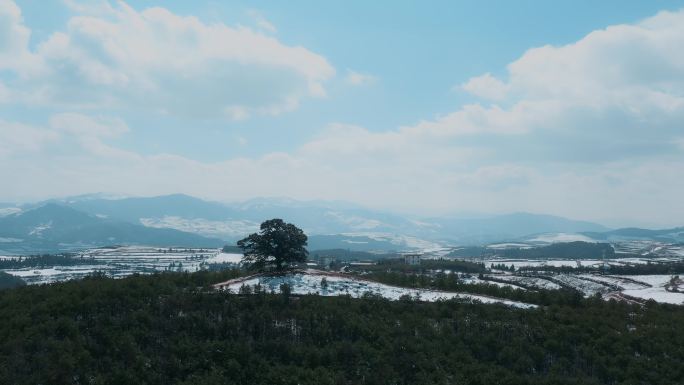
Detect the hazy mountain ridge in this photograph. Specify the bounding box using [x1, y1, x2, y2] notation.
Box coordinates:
[581, 227, 684, 243]
[0, 203, 224, 254]
[40, 194, 610, 246]
[2, 194, 681, 254]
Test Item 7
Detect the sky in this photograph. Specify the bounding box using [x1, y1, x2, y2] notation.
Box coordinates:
[1, 0, 684, 227]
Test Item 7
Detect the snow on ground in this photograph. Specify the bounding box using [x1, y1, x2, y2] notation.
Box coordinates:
[340, 232, 444, 250]
[578, 274, 647, 291]
[610, 274, 684, 305]
[204, 253, 243, 264]
[460, 275, 528, 290]
[552, 274, 611, 296]
[486, 243, 534, 250]
[140, 216, 259, 239]
[2, 246, 224, 285]
[419, 247, 454, 259]
[616, 275, 684, 305]
[528, 233, 597, 244]
[487, 275, 561, 290]
[482, 259, 598, 269]
[29, 221, 52, 236]
[2, 265, 136, 285]
[0, 207, 21, 217]
[216, 271, 536, 309]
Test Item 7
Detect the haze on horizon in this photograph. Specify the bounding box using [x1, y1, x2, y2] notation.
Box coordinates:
[2, 0, 684, 228]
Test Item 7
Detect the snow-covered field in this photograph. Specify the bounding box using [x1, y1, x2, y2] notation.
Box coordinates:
[204, 253, 243, 264]
[485, 275, 562, 290]
[527, 233, 597, 244]
[485, 272, 684, 305]
[611, 241, 682, 256]
[481, 256, 682, 270]
[483, 258, 605, 269]
[486, 243, 534, 250]
[140, 216, 259, 240]
[617, 275, 684, 305]
[551, 274, 611, 296]
[2, 265, 138, 285]
[1, 247, 243, 285]
[215, 271, 536, 308]
[340, 232, 443, 250]
[577, 274, 647, 291]
[460, 275, 529, 290]
[3, 245, 683, 306]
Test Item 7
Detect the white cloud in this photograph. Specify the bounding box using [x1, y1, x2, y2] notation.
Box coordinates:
[0, 120, 59, 157]
[460, 73, 508, 100]
[451, 9, 684, 160]
[0, 0, 39, 74]
[345, 70, 376, 86]
[2, 7, 684, 226]
[466, 10, 684, 111]
[0, 1, 335, 118]
[247, 9, 277, 34]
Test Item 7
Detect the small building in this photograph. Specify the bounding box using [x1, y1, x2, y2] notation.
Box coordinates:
[404, 254, 421, 265]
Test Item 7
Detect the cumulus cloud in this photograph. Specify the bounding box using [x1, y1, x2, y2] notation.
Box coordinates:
[0, 0, 39, 74]
[462, 9, 684, 110]
[452, 9, 684, 161]
[0, 0, 335, 118]
[460, 73, 508, 100]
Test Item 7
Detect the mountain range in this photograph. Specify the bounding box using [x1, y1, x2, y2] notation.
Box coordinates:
[0, 194, 681, 254]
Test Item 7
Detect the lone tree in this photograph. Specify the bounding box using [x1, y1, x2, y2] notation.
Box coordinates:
[238, 218, 308, 271]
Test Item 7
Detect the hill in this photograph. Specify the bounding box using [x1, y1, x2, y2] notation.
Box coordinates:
[582, 227, 684, 243]
[39, 194, 611, 247]
[0, 204, 224, 253]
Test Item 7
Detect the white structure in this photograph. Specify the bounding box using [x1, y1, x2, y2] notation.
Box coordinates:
[404, 254, 421, 265]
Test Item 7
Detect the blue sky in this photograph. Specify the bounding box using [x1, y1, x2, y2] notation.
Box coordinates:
[2, 0, 684, 227]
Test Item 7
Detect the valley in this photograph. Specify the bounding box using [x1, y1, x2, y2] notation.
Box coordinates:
[2, 195, 684, 306]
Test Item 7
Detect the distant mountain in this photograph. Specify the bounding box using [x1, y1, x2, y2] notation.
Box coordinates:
[13, 194, 616, 251]
[52, 194, 421, 241]
[0, 204, 224, 254]
[58, 194, 237, 222]
[308, 233, 441, 252]
[427, 213, 609, 244]
[582, 227, 684, 243]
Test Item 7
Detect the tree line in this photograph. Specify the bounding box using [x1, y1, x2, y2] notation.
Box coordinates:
[0, 270, 682, 384]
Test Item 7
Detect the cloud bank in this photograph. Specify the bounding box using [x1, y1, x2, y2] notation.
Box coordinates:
[1, 2, 684, 226]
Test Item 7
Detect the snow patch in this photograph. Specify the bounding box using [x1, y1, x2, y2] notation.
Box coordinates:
[215, 271, 537, 309]
[528, 233, 597, 244]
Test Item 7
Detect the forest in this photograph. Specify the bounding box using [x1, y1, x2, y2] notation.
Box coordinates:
[0, 254, 101, 269]
[0, 270, 683, 384]
[0, 271, 25, 289]
[446, 242, 616, 259]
